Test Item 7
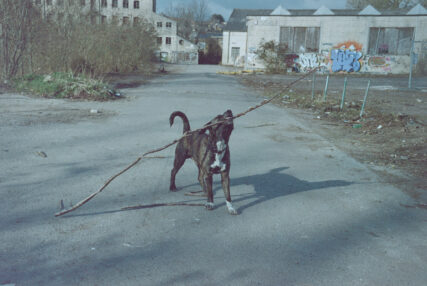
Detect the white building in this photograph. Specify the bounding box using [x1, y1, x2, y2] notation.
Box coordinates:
[33, 0, 198, 64]
[223, 5, 427, 74]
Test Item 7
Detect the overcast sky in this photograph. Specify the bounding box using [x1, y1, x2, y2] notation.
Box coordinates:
[157, 0, 348, 19]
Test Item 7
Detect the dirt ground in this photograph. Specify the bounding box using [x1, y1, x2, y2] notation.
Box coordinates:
[237, 73, 427, 204]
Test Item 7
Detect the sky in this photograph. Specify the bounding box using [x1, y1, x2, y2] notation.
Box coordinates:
[157, 0, 348, 19]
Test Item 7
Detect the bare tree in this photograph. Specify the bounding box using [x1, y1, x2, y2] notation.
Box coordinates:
[163, 0, 210, 39]
[0, 0, 36, 79]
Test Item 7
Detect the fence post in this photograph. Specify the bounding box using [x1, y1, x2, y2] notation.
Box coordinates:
[311, 72, 316, 100]
[340, 77, 348, 110]
[323, 74, 330, 102]
[408, 30, 416, 89]
[360, 80, 371, 118]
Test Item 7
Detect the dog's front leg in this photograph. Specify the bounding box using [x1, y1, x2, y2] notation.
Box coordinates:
[221, 172, 237, 215]
[204, 174, 214, 210]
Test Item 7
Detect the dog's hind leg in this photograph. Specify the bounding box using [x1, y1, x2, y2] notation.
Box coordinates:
[170, 151, 186, 191]
[221, 172, 237, 215]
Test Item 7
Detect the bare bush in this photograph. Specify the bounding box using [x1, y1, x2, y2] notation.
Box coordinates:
[1, 1, 157, 80]
[256, 40, 289, 74]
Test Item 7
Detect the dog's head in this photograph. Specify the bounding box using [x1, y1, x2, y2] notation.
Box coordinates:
[201, 109, 234, 145]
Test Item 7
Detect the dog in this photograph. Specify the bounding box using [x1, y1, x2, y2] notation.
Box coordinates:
[169, 110, 237, 215]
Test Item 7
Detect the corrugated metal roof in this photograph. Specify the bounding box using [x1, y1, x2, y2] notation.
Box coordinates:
[224, 7, 424, 31]
[224, 9, 273, 32]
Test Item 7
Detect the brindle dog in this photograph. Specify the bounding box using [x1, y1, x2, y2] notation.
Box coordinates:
[169, 110, 237, 215]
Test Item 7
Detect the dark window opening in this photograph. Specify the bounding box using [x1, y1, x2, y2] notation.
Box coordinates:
[157, 37, 162, 45]
[134, 1, 139, 9]
[157, 22, 162, 28]
[101, 0, 107, 8]
[112, 0, 118, 8]
[123, 0, 129, 8]
[166, 22, 172, 28]
[166, 37, 172, 45]
[368, 27, 413, 55]
[280, 27, 320, 53]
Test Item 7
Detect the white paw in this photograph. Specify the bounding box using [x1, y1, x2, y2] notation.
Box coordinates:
[205, 202, 214, 210]
[226, 201, 237, 215]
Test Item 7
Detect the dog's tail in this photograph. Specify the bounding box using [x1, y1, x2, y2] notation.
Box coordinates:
[169, 111, 191, 133]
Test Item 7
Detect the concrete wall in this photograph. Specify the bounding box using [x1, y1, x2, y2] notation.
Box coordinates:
[243, 15, 427, 74]
[222, 31, 247, 66]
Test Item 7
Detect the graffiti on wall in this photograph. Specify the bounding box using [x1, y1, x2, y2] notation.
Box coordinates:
[297, 53, 319, 71]
[331, 42, 363, 72]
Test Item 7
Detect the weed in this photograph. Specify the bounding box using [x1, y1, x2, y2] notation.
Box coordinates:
[13, 73, 120, 101]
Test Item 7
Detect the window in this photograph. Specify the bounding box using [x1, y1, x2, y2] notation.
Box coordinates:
[166, 37, 171, 45]
[35, 0, 41, 5]
[46, 13, 54, 22]
[101, 15, 107, 24]
[123, 16, 129, 25]
[111, 15, 118, 24]
[90, 14, 97, 24]
[123, 0, 128, 8]
[57, 0, 64, 6]
[157, 37, 162, 45]
[46, 0, 52, 5]
[112, 0, 118, 8]
[101, 0, 107, 7]
[166, 22, 172, 28]
[368, 27, 413, 55]
[80, 0, 86, 6]
[90, 0, 95, 8]
[231, 47, 240, 62]
[133, 17, 140, 26]
[57, 13, 64, 22]
[157, 22, 162, 28]
[280, 27, 320, 53]
[134, 1, 139, 9]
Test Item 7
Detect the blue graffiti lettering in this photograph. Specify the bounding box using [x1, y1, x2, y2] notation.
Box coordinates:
[331, 49, 362, 72]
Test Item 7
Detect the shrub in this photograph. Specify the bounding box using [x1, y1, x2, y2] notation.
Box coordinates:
[13, 72, 119, 101]
[256, 40, 289, 74]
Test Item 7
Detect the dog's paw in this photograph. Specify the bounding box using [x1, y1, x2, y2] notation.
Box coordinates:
[205, 202, 214, 210]
[169, 186, 178, 192]
[226, 201, 238, 215]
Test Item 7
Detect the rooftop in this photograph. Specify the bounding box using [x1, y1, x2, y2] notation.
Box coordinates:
[224, 5, 427, 31]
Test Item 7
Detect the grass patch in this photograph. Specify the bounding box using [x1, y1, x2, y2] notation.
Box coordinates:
[13, 72, 121, 101]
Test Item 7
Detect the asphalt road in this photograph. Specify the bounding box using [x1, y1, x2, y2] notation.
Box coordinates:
[1, 65, 426, 286]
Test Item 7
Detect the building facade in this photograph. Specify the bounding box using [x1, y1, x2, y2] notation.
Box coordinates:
[223, 5, 427, 74]
[33, 0, 198, 64]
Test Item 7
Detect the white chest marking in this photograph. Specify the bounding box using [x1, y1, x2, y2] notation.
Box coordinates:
[211, 140, 227, 171]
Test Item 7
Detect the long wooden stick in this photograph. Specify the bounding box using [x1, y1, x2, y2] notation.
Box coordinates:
[54, 68, 318, 217]
[121, 202, 205, 211]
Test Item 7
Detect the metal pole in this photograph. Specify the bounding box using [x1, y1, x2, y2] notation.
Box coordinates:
[311, 72, 316, 100]
[323, 74, 329, 101]
[360, 80, 371, 118]
[408, 30, 416, 89]
[340, 77, 348, 110]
